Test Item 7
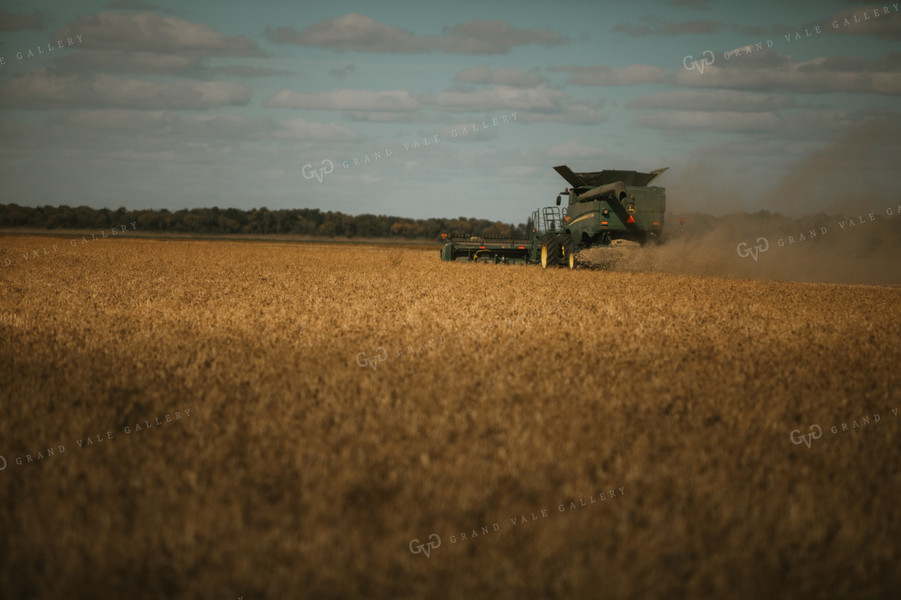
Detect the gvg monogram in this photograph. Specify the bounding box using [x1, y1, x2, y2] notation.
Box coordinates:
[356, 347, 388, 371]
[682, 50, 715, 74]
[790, 424, 823, 448]
[409, 534, 441, 558]
[302, 159, 334, 183]
[736, 237, 769, 261]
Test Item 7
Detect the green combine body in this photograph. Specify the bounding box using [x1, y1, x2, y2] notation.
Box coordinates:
[440, 165, 668, 269]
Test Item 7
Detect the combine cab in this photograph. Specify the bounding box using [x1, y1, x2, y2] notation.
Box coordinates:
[440, 164, 668, 269]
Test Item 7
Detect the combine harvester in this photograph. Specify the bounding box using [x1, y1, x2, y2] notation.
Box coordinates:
[440, 165, 668, 269]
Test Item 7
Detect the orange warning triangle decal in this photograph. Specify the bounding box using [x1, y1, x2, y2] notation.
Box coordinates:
[626, 215, 635, 224]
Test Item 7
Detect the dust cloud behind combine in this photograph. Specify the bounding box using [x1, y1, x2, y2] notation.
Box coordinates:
[579, 206, 901, 286]
[606, 119, 901, 286]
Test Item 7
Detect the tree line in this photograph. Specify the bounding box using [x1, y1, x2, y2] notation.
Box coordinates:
[0, 204, 530, 241]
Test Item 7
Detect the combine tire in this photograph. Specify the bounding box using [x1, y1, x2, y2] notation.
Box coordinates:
[559, 234, 577, 270]
[541, 235, 560, 269]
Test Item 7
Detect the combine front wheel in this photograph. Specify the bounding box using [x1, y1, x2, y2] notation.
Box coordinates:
[559, 234, 577, 270]
[540, 235, 560, 269]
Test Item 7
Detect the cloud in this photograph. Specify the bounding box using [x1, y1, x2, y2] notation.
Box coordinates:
[341, 110, 431, 122]
[264, 13, 566, 55]
[265, 13, 428, 53]
[453, 66, 543, 87]
[53, 11, 265, 56]
[734, 25, 773, 36]
[512, 102, 607, 124]
[718, 47, 793, 69]
[824, 5, 901, 40]
[104, 0, 172, 11]
[500, 165, 537, 177]
[0, 10, 45, 31]
[675, 51, 901, 95]
[635, 111, 784, 132]
[612, 19, 724, 36]
[546, 139, 609, 160]
[428, 85, 567, 111]
[426, 84, 603, 123]
[640, 15, 667, 25]
[610, 23, 653, 36]
[263, 85, 601, 123]
[796, 51, 901, 73]
[660, 20, 724, 35]
[329, 64, 355, 78]
[548, 64, 670, 86]
[628, 90, 796, 112]
[56, 51, 290, 78]
[671, 0, 712, 8]
[264, 88, 420, 111]
[47, 109, 362, 145]
[436, 20, 565, 54]
[434, 121, 503, 142]
[275, 117, 359, 142]
[48, 110, 276, 139]
[634, 106, 867, 139]
[56, 50, 203, 74]
[0, 71, 253, 109]
[201, 65, 293, 78]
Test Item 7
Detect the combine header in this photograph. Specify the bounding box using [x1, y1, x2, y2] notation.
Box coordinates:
[440, 165, 668, 269]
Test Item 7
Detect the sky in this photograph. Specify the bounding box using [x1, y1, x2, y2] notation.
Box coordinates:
[0, 0, 899, 223]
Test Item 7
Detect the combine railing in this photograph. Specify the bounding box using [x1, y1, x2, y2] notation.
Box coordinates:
[532, 206, 567, 235]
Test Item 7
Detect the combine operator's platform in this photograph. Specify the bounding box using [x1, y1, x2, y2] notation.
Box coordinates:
[440, 164, 668, 270]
